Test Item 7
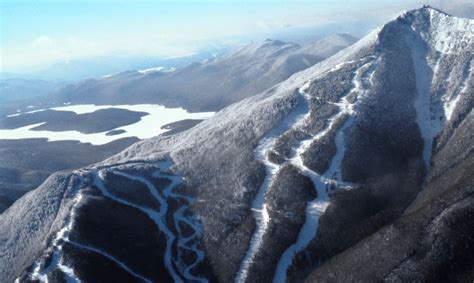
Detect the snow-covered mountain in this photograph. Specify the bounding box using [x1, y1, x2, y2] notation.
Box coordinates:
[44, 34, 357, 112]
[1, 6, 473, 282]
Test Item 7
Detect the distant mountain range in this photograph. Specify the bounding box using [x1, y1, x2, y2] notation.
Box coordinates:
[1, 45, 234, 82]
[1, 6, 473, 282]
[45, 34, 358, 112]
[0, 78, 62, 103]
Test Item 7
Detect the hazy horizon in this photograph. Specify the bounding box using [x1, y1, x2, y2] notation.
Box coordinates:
[1, 0, 473, 73]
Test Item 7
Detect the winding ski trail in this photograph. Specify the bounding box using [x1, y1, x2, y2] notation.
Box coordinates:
[235, 89, 311, 283]
[273, 57, 378, 283]
[235, 56, 378, 283]
[30, 160, 207, 283]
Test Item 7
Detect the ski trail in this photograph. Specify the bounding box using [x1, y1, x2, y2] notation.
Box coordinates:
[109, 170, 168, 217]
[236, 56, 377, 283]
[94, 170, 183, 283]
[235, 89, 311, 283]
[31, 159, 206, 282]
[273, 57, 378, 283]
[67, 240, 152, 283]
[173, 205, 207, 283]
[111, 163, 207, 283]
[30, 173, 85, 283]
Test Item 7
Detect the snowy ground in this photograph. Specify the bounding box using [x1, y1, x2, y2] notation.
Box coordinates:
[29, 160, 207, 283]
[273, 56, 378, 283]
[234, 55, 379, 283]
[0, 104, 214, 145]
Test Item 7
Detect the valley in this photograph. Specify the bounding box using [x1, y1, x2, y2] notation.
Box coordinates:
[0, 5, 472, 283]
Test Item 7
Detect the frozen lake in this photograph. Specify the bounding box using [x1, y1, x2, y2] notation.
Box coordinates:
[0, 104, 215, 145]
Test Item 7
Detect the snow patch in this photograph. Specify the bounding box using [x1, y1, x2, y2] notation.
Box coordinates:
[138, 67, 175, 74]
[443, 94, 461, 121]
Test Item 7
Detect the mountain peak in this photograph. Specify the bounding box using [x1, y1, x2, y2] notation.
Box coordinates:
[372, 5, 472, 55]
[396, 5, 454, 24]
[421, 4, 450, 15]
[230, 39, 299, 59]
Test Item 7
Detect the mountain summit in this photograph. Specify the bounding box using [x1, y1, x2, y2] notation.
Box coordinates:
[1, 6, 473, 282]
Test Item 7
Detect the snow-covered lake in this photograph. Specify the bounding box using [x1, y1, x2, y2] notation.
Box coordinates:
[0, 104, 215, 145]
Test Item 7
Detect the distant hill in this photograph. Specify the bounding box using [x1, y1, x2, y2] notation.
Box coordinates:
[47, 34, 358, 112]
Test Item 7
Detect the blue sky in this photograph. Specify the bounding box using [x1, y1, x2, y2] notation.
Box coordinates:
[1, 0, 473, 72]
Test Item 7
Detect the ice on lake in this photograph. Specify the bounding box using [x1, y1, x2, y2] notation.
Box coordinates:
[0, 104, 215, 145]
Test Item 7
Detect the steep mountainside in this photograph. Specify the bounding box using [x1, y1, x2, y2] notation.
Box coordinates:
[45, 34, 357, 112]
[0, 6, 472, 282]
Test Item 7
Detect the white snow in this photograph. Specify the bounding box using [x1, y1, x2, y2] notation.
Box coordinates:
[67, 240, 152, 283]
[273, 56, 378, 283]
[173, 204, 206, 283]
[409, 35, 442, 171]
[95, 161, 207, 282]
[408, 8, 473, 170]
[427, 8, 473, 54]
[235, 55, 378, 283]
[95, 170, 183, 282]
[235, 83, 311, 283]
[6, 108, 46, 117]
[138, 67, 175, 74]
[30, 174, 85, 283]
[30, 159, 207, 282]
[443, 62, 472, 121]
[165, 52, 198, 59]
[0, 104, 214, 145]
[443, 94, 461, 121]
[150, 160, 207, 282]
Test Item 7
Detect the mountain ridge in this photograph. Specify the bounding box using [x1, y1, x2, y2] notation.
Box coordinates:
[0, 6, 472, 282]
[43, 34, 358, 112]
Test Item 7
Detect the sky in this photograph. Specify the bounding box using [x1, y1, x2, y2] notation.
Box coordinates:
[1, 0, 473, 72]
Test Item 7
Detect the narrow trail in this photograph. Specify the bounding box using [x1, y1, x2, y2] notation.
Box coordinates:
[112, 166, 207, 283]
[30, 172, 85, 283]
[273, 57, 378, 283]
[235, 89, 311, 283]
[30, 160, 207, 283]
[93, 169, 182, 283]
[235, 56, 379, 283]
[67, 240, 153, 283]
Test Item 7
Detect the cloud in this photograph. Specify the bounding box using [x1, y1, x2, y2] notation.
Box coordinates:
[257, 20, 270, 30]
[33, 35, 53, 48]
[257, 20, 290, 30]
